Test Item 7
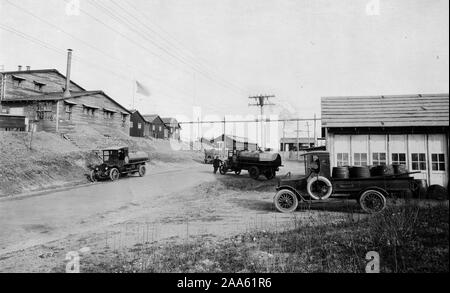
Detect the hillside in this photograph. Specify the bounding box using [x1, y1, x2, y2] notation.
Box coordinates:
[0, 130, 203, 197]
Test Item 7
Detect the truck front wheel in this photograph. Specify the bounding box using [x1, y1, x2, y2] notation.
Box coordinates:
[249, 166, 260, 180]
[359, 189, 386, 213]
[138, 165, 146, 177]
[89, 170, 98, 182]
[109, 168, 120, 181]
[274, 189, 298, 213]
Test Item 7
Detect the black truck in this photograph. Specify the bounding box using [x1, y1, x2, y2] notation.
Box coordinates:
[219, 150, 282, 180]
[89, 146, 149, 182]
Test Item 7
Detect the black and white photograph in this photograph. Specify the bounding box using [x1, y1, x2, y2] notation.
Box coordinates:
[0, 0, 448, 278]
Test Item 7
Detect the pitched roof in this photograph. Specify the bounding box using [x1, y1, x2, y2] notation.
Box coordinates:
[321, 93, 449, 128]
[2, 91, 131, 114]
[213, 134, 257, 145]
[161, 117, 181, 128]
[0, 68, 86, 91]
[142, 114, 162, 123]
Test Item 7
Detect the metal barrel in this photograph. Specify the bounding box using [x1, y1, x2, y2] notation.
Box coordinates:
[349, 166, 371, 178]
[332, 166, 349, 179]
[369, 165, 394, 176]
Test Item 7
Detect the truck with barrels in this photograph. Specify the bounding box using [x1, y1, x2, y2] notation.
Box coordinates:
[219, 150, 282, 180]
[274, 151, 422, 213]
[89, 146, 149, 182]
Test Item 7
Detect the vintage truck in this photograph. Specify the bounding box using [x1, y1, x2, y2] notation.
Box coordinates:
[89, 146, 149, 182]
[219, 150, 283, 180]
[274, 151, 421, 213]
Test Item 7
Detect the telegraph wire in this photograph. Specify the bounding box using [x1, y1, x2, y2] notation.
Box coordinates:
[112, 0, 247, 93]
[86, 0, 246, 95]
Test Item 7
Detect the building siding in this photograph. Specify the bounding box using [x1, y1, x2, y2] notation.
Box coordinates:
[1, 70, 84, 101]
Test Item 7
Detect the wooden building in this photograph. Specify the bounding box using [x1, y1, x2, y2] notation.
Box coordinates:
[280, 137, 315, 151]
[161, 117, 181, 140]
[321, 93, 449, 187]
[129, 111, 165, 139]
[211, 134, 258, 152]
[1, 91, 130, 134]
[0, 68, 130, 135]
[143, 114, 166, 139]
[1, 68, 85, 100]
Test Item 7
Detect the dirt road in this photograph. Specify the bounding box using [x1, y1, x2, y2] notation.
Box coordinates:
[0, 161, 359, 272]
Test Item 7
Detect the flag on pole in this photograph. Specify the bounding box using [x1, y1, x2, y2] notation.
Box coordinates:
[135, 80, 151, 97]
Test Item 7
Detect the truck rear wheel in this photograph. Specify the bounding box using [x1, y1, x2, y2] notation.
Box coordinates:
[274, 189, 298, 213]
[235, 169, 241, 175]
[249, 166, 260, 180]
[109, 168, 120, 181]
[264, 169, 275, 180]
[138, 165, 146, 177]
[359, 189, 386, 213]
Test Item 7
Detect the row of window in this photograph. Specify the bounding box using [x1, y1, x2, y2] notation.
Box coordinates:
[81, 107, 127, 122]
[336, 152, 446, 171]
[35, 104, 127, 124]
[12, 77, 46, 92]
[130, 122, 163, 132]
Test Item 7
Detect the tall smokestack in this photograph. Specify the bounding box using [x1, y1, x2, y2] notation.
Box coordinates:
[63, 49, 72, 98]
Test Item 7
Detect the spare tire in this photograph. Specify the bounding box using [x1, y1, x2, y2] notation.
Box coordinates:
[426, 185, 448, 200]
[307, 176, 333, 200]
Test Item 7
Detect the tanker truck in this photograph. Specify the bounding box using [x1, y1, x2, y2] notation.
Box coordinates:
[219, 150, 282, 180]
[89, 146, 149, 182]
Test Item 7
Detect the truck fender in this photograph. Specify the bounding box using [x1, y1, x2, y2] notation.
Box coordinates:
[275, 185, 307, 202]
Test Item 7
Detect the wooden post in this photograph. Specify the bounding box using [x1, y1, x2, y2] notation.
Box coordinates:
[55, 100, 60, 133]
[296, 119, 299, 160]
[313, 114, 317, 147]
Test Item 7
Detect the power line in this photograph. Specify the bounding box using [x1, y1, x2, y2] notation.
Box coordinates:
[248, 94, 275, 149]
[3, 0, 205, 104]
[86, 0, 245, 95]
[114, 0, 247, 93]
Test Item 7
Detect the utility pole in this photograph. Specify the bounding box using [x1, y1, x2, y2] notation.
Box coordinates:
[248, 94, 275, 150]
[222, 116, 226, 157]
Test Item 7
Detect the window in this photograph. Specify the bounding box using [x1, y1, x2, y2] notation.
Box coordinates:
[159, 126, 162, 131]
[83, 107, 96, 117]
[152, 125, 156, 131]
[392, 153, 406, 165]
[372, 152, 386, 166]
[33, 81, 45, 91]
[121, 114, 127, 126]
[36, 102, 53, 120]
[431, 153, 446, 171]
[65, 105, 72, 120]
[138, 123, 142, 129]
[354, 153, 368, 166]
[12, 75, 25, 87]
[411, 153, 426, 170]
[130, 121, 134, 128]
[103, 111, 113, 119]
[336, 153, 349, 166]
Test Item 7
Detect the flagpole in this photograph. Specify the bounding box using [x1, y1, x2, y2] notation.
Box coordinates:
[132, 79, 136, 110]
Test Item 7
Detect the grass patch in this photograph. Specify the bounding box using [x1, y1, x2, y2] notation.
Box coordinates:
[54, 202, 448, 273]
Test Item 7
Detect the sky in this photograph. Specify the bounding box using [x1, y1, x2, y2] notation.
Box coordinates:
[0, 0, 448, 148]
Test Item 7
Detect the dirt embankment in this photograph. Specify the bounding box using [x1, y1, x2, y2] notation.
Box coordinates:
[0, 128, 203, 197]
